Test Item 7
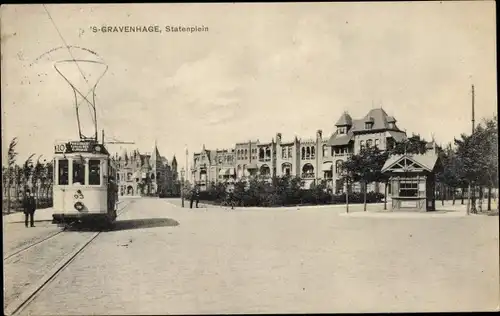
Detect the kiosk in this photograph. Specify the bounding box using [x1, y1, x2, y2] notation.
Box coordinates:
[382, 151, 441, 211]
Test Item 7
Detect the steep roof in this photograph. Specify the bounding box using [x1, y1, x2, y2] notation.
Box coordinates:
[335, 112, 353, 126]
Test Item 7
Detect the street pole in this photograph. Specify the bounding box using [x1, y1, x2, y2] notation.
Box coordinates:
[467, 84, 475, 215]
[181, 171, 184, 208]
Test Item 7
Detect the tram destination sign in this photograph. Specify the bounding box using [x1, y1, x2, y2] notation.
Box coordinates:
[54, 140, 97, 154]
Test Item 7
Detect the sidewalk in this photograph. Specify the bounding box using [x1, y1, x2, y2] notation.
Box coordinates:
[3, 200, 129, 224]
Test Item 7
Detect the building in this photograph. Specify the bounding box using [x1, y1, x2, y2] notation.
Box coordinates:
[112, 142, 179, 197]
[191, 108, 407, 193]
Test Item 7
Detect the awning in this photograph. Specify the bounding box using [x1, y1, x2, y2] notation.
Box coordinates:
[218, 168, 228, 176]
[322, 162, 333, 171]
[247, 163, 258, 169]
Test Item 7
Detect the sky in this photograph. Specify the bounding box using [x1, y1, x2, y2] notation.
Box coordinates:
[1, 2, 497, 170]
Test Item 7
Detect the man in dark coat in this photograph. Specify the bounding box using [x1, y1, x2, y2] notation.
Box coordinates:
[189, 187, 195, 209]
[23, 189, 36, 228]
[195, 186, 200, 208]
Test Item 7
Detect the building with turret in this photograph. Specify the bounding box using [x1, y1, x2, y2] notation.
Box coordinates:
[112, 142, 179, 197]
[191, 108, 408, 193]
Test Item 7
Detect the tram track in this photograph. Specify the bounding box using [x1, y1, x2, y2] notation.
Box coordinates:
[3, 200, 134, 262]
[4, 200, 134, 316]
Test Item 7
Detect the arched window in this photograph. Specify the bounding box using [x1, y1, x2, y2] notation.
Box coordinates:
[323, 145, 328, 157]
[260, 164, 270, 176]
[301, 147, 306, 160]
[306, 147, 311, 159]
[335, 160, 343, 174]
[311, 146, 315, 159]
[259, 148, 265, 161]
[282, 163, 292, 176]
[265, 147, 271, 159]
[282, 147, 287, 158]
[366, 139, 373, 148]
[302, 163, 314, 177]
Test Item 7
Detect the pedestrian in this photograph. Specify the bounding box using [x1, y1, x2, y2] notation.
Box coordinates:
[189, 187, 195, 209]
[195, 186, 200, 208]
[23, 189, 36, 228]
[228, 189, 235, 210]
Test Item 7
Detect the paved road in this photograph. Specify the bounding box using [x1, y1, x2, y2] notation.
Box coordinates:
[6, 198, 499, 314]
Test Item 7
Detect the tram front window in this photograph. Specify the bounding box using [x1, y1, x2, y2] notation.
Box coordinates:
[73, 159, 85, 185]
[89, 159, 101, 185]
[58, 159, 69, 185]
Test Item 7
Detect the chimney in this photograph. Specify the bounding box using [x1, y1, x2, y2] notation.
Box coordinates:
[317, 129, 322, 139]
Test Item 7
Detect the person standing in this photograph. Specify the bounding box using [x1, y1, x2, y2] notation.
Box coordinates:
[23, 189, 36, 228]
[189, 187, 195, 209]
[195, 186, 200, 208]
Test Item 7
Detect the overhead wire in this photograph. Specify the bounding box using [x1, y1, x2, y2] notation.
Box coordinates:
[42, 4, 105, 140]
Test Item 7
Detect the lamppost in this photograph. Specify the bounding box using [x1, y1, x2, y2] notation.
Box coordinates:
[180, 168, 185, 208]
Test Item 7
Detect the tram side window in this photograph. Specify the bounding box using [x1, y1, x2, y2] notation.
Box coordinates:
[58, 159, 69, 185]
[73, 160, 85, 185]
[89, 160, 101, 185]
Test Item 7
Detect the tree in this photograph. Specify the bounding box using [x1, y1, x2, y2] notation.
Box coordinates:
[343, 147, 389, 212]
[5, 137, 18, 214]
[479, 116, 498, 211]
[32, 155, 44, 206]
[391, 134, 428, 155]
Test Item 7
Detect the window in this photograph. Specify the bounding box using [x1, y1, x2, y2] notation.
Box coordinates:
[73, 159, 85, 184]
[399, 180, 418, 197]
[89, 159, 101, 185]
[335, 160, 343, 174]
[374, 139, 380, 149]
[366, 139, 373, 148]
[365, 122, 373, 130]
[127, 173, 132, 181]
[311, 147, 315, 159]
[58, 159, 69, 185]
[287, 147, 292, 158]
[337, 127, 346, 134]
[282, 147, 287, 158]
[323, 145, 329, 157]
[306, 147, 311, 159]
[301, 147, 305, 160]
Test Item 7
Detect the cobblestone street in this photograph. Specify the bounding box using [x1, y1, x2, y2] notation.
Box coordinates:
[2, 197, 495, 314]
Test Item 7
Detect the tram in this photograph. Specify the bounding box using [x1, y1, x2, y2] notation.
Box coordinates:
[52, 139, 118, 227]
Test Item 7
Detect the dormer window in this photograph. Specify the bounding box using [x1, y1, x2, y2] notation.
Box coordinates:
[365, 122, 373, 130]
[388, 122, 395, 129]
[337, 127, 347, 134]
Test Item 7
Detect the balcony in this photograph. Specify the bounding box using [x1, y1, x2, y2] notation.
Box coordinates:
[332, 152, 352, 157]
[301, 173, 315, 179]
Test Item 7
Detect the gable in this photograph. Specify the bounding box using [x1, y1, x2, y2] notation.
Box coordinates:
[382, 154, 437, 173]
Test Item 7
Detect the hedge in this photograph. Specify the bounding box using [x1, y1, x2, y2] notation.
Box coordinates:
[189, 176, 385, 207]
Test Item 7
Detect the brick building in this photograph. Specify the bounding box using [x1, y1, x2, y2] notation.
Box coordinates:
[191, 108, 407, 193]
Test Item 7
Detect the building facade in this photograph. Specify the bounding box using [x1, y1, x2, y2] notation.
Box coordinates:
[191, 108, 408, 193]
[112, 143, 179, 197]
